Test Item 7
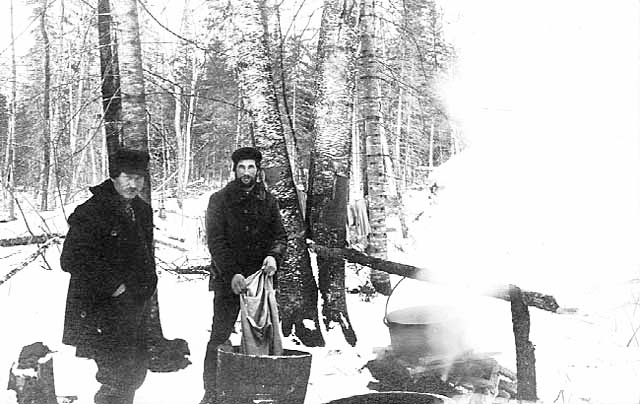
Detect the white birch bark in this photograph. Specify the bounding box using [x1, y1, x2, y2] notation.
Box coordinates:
[227, 0, 324, 346]
[358, 0, 391, 295]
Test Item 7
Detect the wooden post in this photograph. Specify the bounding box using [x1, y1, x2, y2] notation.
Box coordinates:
[510, 286, 537, 400]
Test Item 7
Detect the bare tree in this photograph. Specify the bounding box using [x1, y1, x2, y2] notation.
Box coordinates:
[105, 0, 170, 350]
[230, 0, 324, 346]
[306, 0, 359, 346]
[3, 0, 17, 221]
[110, 0, 148, 155]
[171, 0, 201, 208]
[359, 0, 391, 295]
[97, 0, 122, 160]
[39, 0, 52, 211]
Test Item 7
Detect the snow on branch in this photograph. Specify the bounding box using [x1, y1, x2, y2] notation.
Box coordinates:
[0, 236, 62, 287]
[0, 233, 65, 248]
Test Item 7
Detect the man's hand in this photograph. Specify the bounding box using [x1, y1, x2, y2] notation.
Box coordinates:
[261, 256, 277, 276]
[112, 283, 126, 297]
[231, 274, 247, 295]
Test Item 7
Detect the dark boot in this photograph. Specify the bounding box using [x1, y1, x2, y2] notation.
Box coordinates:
[94, 384, 134, 404]
[202, 344, 218, 404]
[199, 390, 216, 404]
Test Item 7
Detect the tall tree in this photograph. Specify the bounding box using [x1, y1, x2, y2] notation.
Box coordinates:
[170, 0, 201, 208]
[230, 0, 324, 346]
[64, 2, 95, 202]
[103, 0, 169, 349]
[359, 0, 391, 295]
[110, 0, 148, 156]
[97, 0, 121, 161]
[306, 0, 359, 346]
[39, 0, 52, 211]
[3, 0, 17, 221]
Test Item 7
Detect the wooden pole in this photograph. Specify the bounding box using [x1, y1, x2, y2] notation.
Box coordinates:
[308, 241, 562, 313]
[510, 286, 537, 400]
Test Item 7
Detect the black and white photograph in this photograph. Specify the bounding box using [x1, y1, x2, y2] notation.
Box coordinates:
[0, 0, 638, 403]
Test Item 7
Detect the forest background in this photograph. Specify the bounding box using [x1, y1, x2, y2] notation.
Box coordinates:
[0, 0, 458, 208]
[0, 0, 639, 402]
[0, 0, 468, 347]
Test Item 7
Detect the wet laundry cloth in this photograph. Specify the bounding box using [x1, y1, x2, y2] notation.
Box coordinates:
[239, 271, 283, 356]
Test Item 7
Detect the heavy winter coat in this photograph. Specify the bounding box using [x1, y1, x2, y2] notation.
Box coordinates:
[205, 180, 287, 290]
[61, 179, 157, 357]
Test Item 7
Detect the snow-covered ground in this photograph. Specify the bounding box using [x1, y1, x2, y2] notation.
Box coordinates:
[2, 164, 640, 404]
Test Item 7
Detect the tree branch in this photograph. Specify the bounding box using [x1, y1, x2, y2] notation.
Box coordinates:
[0, 237, 62, 287]
[0, 233, 65, 248]
[308, 241, 563, 313]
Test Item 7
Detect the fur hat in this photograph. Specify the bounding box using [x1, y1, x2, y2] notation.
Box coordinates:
[109, 148, 149, 178]
[231, 147, 262, 169]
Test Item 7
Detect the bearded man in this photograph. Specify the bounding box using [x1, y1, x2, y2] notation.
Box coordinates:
[201, 146, 287, 403]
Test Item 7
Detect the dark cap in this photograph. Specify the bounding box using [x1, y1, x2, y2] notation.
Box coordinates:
[231, 147, 262, 168]
[109, 148, 149, 178]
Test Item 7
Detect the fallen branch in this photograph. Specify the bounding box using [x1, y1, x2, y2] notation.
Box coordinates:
[154, 238, 188, 252]
[167, 265, 210, 275]
[156, 259, 210, 277]
[308, 241, 561, 313]
[0, 237, 62, 287]
[0, 233, 65, 248]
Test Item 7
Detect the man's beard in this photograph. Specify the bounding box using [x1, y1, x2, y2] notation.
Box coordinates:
[237, 175, 256, 188]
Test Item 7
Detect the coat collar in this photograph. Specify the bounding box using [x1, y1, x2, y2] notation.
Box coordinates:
[226, 179, 267, 204]
[89, 179, 144, 212]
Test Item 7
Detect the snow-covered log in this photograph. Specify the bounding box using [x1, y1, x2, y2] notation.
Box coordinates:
[0, 236, 61, 287]
[0, 233, 64, 247]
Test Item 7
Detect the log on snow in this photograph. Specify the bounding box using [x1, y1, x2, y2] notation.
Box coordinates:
[0, 237, 62, 287]
[0, 233, 64, 247]
[162, 264, 210, 275]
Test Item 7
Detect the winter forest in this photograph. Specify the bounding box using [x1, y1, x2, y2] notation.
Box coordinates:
[1, 0, 456, 342]
[1, 0, 640, 403]
[0, 0, 456, 216]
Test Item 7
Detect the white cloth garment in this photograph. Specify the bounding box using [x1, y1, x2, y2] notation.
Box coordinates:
[239, 271, 284, 356]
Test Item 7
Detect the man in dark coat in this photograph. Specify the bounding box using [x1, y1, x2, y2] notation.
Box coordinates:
[201, 147, 287, 403]
[61, 149, 157, 404]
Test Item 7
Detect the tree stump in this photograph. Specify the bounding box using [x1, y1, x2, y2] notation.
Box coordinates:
[7, 342, 57, 404]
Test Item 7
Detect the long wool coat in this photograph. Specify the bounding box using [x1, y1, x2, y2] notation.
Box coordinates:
[60, 179, 157, 357]
[206, 180, 287, 290]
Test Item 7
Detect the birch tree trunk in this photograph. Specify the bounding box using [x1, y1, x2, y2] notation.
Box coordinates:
[306, 0, 359, 346]
[172, 1, 194, 208]
[67, 27, 89, 201]
[110, 0, 148, 156]
[184, 52, 199, 188]
[173, 79, 184, 203]
[39, 0, 51, 211]
[231, 0, 324, 346]
[106, 0, 169, 349]
[3, 0, 17, 221]
[97, 0, 121, 159]
[359, 0, 391, 295]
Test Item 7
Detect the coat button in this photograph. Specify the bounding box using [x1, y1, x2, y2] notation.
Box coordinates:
[97, 328, 103, 334]
[80, 310, 87, 318]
